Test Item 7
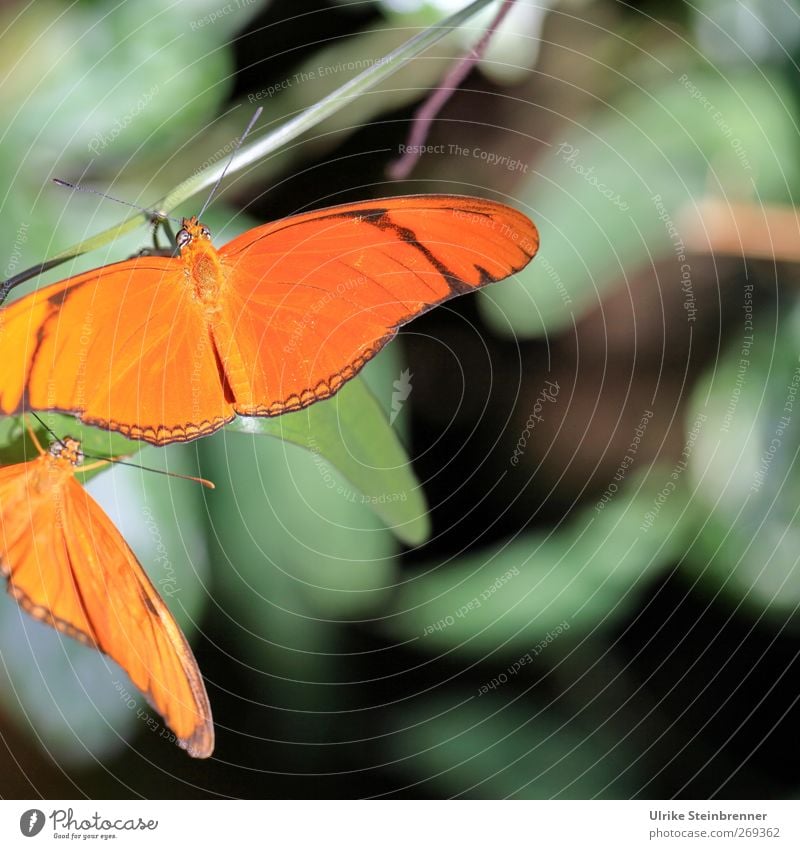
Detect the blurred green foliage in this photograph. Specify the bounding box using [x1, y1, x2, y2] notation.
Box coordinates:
[482, 67, 800, 336]
[0, 0, 799, 801]
[685, 301, 800, 618]
[386, 467, 691, 654]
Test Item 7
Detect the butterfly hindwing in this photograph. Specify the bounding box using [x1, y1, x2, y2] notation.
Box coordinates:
[59, 477, 213, 757]
[0, 456, 213, 757]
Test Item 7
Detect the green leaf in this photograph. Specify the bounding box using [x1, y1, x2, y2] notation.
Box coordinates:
[387, 691, 642, 798]
[684, 298, 800, 620]
[198, 354, 415, 720]
[482, 66, 800, 336]
[385, 468, 692, 655]
[226, 371, 430, 546]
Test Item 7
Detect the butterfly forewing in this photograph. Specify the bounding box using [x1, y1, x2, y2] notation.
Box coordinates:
[216, 196, 538, 418]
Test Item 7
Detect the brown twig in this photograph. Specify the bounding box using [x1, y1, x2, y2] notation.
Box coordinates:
[678, 199, 800, 262]
[387, 0, 516, 181]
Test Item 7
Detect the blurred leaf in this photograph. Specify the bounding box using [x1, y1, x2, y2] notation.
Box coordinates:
[694, 0, 800, 65]
[227, 372, 429, 546]
[388, 692, 641, 798]
[385, 468, 692, 655]
[85, 444, 213, 636]
[199, 352, 411, 757]
[0, 607, 140, 764]
[204, 349, 409, 623]
[686, 297, 800, 620]
[483, 66, 799, 336]
[0, 0, 258, 288]
[0, 0, 247, 170]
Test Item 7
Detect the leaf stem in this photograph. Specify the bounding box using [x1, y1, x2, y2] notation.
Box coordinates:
[1, 0, 495, 293]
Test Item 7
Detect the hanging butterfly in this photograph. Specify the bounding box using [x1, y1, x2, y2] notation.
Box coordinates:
[0, 425, 214, 757]
[0, 195, 538, 445]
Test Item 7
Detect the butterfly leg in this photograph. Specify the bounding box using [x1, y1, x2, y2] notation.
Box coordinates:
[151, 214, 176, 253]
[24, 417, 45, 455]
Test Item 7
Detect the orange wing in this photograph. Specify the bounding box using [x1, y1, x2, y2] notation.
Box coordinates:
[215, 195, 539, 416]
[0, 256, 233, 443]
[0, 460, 214, 757]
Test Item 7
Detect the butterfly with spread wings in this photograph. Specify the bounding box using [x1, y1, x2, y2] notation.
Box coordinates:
[0, 196, 538, 444]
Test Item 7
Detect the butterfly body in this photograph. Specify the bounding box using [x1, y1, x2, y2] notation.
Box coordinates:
[0, 196, 538, 445]
[179, 218, 226, 308]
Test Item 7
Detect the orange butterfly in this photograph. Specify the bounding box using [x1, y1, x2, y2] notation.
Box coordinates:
[0, 426, 214, 757]
[0, 195, 538, 445]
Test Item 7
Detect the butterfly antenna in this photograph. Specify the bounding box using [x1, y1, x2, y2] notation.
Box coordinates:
[84, 456, 216, 489]
[29, 411, 67, 450]
[28, 411, 214, 488]
[52, 179, 182, 226]
[197, 106, 263, 219]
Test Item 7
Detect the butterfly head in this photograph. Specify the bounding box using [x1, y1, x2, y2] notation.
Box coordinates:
[49, 437, 84, 467]
[176, 217, 212, 253]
